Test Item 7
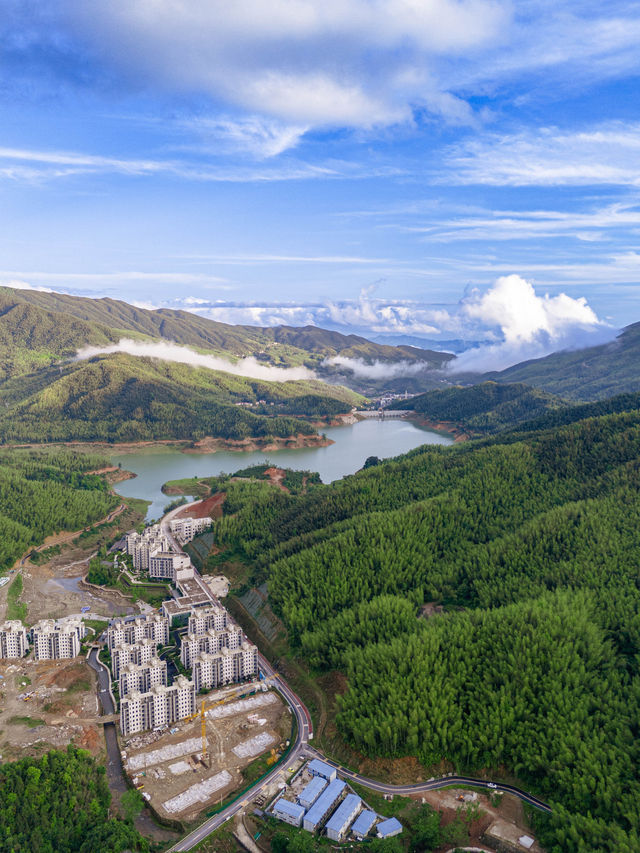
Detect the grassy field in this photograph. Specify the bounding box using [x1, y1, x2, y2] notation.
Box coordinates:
[6, 574, 27, 621]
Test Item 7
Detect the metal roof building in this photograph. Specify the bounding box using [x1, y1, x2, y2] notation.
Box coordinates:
[325, 793, 362, 841]
[303, 778, 346, 832]
[351, 809, 377, 839]
[273, 798, 306, 827]
[298, 775, 328, 810]
[307, 758, 336, 781]
[376, 816, 403, 838]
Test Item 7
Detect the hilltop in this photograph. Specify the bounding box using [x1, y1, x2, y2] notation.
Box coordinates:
[0, 287, 452, 383]
[0, 352, 363, 445]
[486, 321, 640, 401]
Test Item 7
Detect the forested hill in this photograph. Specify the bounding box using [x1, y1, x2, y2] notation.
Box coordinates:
[213, 406, 640, 851]
[486, 320, 640, 401]
[0, 353, 362, 444]
[391, 381, 567, 433]
[0, 448, 118, 572]
[0, 286, 451, 378]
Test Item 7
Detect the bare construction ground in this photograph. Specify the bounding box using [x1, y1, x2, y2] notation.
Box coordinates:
[0, 658, 105, 761]
[122, 689, 291, 822]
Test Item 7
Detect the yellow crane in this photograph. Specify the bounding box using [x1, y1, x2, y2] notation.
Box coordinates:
[185, 678, 274, 767]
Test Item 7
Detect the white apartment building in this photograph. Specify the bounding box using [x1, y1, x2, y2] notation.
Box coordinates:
[169, 516, 212, 544]
[180, 625, 243, 668]
[148, 551, 192, 582]
[107, 614, 169, 651]
[110, 638, 158, 679]
[187, 605, 228, 636]
[126, 525, 170, 572]
[119, 657, 168, 697]
[120, 675, 196, 736]
[0, 620, 29, 658]
[191, 642, 258, 692]
[32, 617, 85, 660]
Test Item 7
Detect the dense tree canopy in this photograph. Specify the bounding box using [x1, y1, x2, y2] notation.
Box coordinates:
[0, 746, 147, 852]
[0, 449, 117, 573]
[213, 407, 640, 851]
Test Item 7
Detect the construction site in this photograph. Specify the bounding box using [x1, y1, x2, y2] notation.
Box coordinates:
[0, 657, 104, 761]
[121, 684, 291, 822]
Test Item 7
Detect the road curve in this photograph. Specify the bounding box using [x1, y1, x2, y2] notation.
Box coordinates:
[168, 659, 312, 852]
[304, 746, 552, 814]
[161, 503, 551, 851]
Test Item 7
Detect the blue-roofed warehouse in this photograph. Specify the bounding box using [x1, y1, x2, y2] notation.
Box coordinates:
[303, 778, 345, 832]
[273, 798, 305, 827]
[298, 775, 327, 810]
[307, 758, 336, 781]
[376, 816, 403, 838]
[325, 793, 362, 841]
[351, 809, 377, 839]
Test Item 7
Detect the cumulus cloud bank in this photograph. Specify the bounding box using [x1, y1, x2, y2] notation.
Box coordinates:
[323, 356, 433, 380]
[451, 274, 607, 372]
[75, 339, 316, 382]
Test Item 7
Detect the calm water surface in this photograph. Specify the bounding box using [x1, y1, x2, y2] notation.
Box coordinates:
[111, 418, 453, 520]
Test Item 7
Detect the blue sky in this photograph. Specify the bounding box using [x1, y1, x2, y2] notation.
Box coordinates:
[1, 1, 640, 366]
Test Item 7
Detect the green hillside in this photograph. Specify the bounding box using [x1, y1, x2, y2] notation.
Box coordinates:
[394, 381, 567, 433]
[212, 407, 640, 851]
[0, 286, 451, 376]
[0, 353, 363, 444]
[488, 321, 640, 400]
[0, 447, 118, 572]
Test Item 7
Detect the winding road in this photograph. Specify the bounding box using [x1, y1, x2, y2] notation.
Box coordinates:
[100, 499, 551, 850]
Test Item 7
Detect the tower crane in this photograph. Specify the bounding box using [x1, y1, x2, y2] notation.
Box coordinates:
[185, 678, 275, 767]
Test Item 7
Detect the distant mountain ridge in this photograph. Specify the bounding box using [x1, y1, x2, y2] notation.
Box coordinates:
[0, 287, 452, 380]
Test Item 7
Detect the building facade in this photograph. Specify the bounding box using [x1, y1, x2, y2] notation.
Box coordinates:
[0, 620, 29, 658]
[32, 617, 85, 660]
[120, 675, 196, 736]
[186, 605, 228, 636]
[191, 642, 258, 692]
[119, 657, 168, 697]
[110, 638, 158, 679]
[180, 625, 243, 668]
[148, 551, 192, 581]
[169, 516, 212, 544]
[107, 614, 169, 650]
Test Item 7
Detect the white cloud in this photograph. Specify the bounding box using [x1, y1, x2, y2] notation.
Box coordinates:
[65, 0, 509, 133]
[451, 274, 607, 371]
[180, 115, 309, 158]
[0, 145, 363, 184]
[75, 339, 317, 381]
[323, 355, 433, 379]
[410, 201, 640, 242]
[2, 278, 54, 293]
[446, 123, 640, 187]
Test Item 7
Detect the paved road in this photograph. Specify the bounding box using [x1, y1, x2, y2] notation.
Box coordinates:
[303, 746, 552, 814]
[160, 505, 552, 850]
[168, 653, 314, 852]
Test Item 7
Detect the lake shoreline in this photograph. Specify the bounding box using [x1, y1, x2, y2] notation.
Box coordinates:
[6, 432, 332, 456]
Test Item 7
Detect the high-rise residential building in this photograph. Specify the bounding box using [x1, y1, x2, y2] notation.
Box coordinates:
[180, 625, 243, 668]
[119, 657, 168, 697]
[148, 551, 192, 581]
[191, 642, 258, 692]
[186, 605, 228, 636]
[169, 516, 212, 544]
[120, 675, 196, 736]
[32, 617, 85, 660]
[0, 620, 29, 658]
[107, 613, 169, 650]
[110, 638, 158, 679]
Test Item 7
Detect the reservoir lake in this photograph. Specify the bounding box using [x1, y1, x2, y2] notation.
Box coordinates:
[111, 418, 454, 520]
